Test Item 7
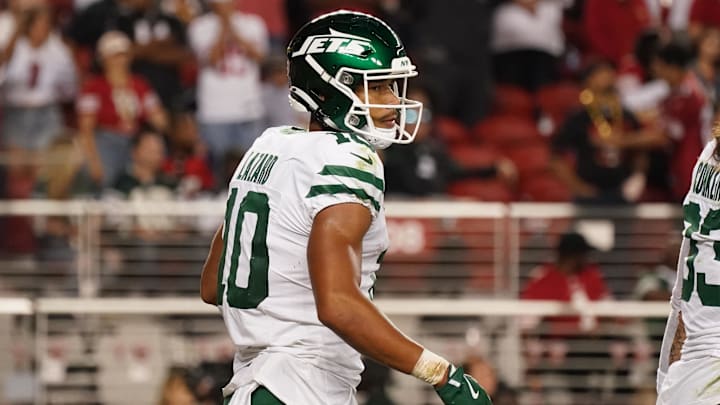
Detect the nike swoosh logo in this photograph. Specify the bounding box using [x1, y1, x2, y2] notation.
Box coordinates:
[350, 152, 373, 165]
[464, 375, 480, 399]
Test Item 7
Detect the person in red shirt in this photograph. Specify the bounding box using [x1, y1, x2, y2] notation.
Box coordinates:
[521, 232, 615, 402]
[654, 41, 711, 200]
[76, 31, 168, 188]
[583, 0, 653, 66]
[521, 231, 610, 335]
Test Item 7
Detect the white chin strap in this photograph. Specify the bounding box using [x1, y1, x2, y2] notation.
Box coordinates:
[361, 125, 396, 150]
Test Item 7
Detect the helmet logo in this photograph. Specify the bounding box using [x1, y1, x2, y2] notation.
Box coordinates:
[339, 73, 354, 85]
[291, 29, 372, 58]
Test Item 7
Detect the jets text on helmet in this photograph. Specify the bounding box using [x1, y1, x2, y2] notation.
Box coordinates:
[291, 29, 372, 58]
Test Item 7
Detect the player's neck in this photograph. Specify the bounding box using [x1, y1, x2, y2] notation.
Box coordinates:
[308, 119, 325, 131]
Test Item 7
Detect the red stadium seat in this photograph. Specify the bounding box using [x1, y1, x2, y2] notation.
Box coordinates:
[503, 141, 551, 176]
[535, 82, 582, 135]
[519, 172, 572, 202]
[449, 144, 502, 169]
[434, 116, 471, 145]
[472, 115, 543, 147]
[492, 85, 535, 118]
[447, 179, 514, 202]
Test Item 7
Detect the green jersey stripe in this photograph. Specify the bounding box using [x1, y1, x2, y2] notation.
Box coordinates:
[306, 184, 381, 212]
[319, 165, 384, 192]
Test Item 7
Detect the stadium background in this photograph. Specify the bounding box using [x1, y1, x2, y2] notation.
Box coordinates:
[0, 0, 709, 404]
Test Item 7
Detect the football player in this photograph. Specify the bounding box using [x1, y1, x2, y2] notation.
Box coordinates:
[656, 128, 720, 404]
[199, 10, 492, 405]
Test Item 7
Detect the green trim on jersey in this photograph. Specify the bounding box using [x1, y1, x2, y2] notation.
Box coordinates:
[319, 165, 384, 192]
[326, 131, 375, 152]
[280, 126, 306, 134]
[306, 184, 381, 211]
[223, 386, 285, 405]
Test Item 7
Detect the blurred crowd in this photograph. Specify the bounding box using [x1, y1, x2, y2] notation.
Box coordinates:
[0, 0, 719, 205]
[0, 2, 700, 403]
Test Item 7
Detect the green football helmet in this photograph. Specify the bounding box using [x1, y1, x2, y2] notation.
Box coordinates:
[287, 10, 423, 149]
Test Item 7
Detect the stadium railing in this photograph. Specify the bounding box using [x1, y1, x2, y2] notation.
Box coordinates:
[0, 200, 680, 404]
[0, 296, 670, 404]
[0, 199, 682, 299]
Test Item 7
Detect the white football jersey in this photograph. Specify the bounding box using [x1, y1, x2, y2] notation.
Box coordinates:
[216, 126, 389, 393]
[678, 138, 720, 360]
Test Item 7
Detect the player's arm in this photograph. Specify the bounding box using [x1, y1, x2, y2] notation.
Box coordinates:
[669, 311, 686, 365]
[200, 224, 223, 305]
[308, 203, 491, 404]
[308, 203, 425, 373]
[657, 236, 689, 392]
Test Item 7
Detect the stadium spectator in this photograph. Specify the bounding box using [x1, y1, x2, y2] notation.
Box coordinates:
[158, 367, 197, 405]
[236, 0, 288, 51]
[188, 0, 268, 177]
[186, 357, 233, 405]
[617, 29, 669, 118]
[520, 231, 614, 404]
[691, 28, 720, 112]
[162, 110, 214, 198]
[76, 31, 168, 188]
[109, 130, 178, 242]
[462, 355, 519, 405]
[383, 86, 517, 197]
[66, 0, 191, 111]
[490, 0, 566, 92]
[629, 237, 678, 388]
[688, 0, 720, 41]
[0, 3, 76, 257]
[666, 0, 693, 33]
[160, 0, 202, 25]
[111, 130, 175, 200]
[630, 238, 680, 402]
[375, 0, 421, 51]
[634, 238, 678, 303]
[521, 231, 610, 334]
[583, 0, 653, 66]
[550, 61, 648, 204]
[0, 0, 43, 52]
[399, 0, 494, 126]
[653, 40, 711, 201]
[260, 53, 306, 129]
[1, 5, 77, 152]
[0, 0, 19, 52]
[37, 133, 85, 198]
[613, 31, 673, 203]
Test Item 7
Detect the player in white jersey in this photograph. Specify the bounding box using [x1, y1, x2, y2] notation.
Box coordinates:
[199, 10, 493, 405]
[657, 134, 720, 405]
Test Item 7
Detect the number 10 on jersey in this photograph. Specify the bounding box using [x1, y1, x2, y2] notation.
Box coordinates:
[217, 189, 271, 309]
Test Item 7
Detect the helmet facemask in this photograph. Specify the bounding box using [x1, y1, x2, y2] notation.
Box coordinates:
[339, 64, 422, 149]
[295, 55, 422, 149]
